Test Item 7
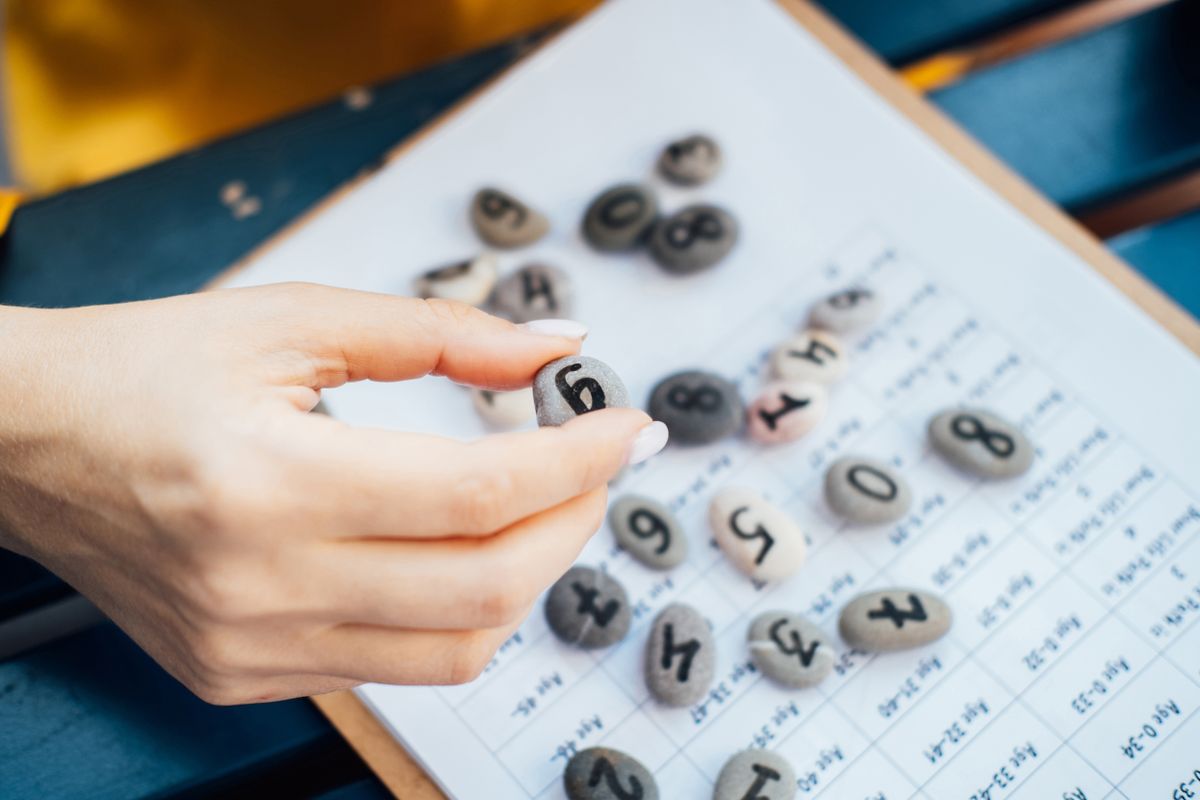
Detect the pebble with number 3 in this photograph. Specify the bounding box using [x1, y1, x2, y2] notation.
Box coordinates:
[709, 487, 806, 581]
[533, 355, 630, 427]
[928, 407, 1034, 479]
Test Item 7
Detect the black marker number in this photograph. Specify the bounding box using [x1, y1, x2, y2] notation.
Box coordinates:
[769, 617, 820, 667]
[587, 757, 644, 800]
[866, 594, 927, 628]
[730, 506, 774, 566]
[847, 464, 898, 502]
[629, 509, 671, 555]
[555, 363, 606, 415]
[950, 414, 1015, 459]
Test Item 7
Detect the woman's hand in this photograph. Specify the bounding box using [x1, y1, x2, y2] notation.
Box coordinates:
[0, 283, 665, 704]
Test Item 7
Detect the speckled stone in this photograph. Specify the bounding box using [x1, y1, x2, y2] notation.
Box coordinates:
[582, 183, 659, 251]
[470, 187, 549, 248]
[564, 747, 659, 800]
[808, 287, 881, 333]
[657, 133, 722, 186]
[746, 381, 828, 444]
[747, 611, 834, 689]
[708, 487, 806, 581]
[713, 749, 796, 800]
[533, 355, 629, 427]
[770, 329, 847, 384]
[471, 387, 534, 430]
[490, 263, 573, 324]
[412, 253, 498, 306]
[648, 204, 738, 274]
[839, 588, 951, 652]
[824, 456, 912, 524]
[609, 495, 687, 570]
[645, 603, 715, 707]
[928, 407, 1034, 479]
[647, 370, 743, 445]
[544, 566, 631, 649]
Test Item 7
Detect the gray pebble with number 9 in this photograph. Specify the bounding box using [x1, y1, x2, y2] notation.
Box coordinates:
[533, 355, 630, 427]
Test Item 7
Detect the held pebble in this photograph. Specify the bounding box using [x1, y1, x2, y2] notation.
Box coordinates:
[838, 588, 951, 652]
[747, 611, 834, 689]
[413, 253, 498, 306]
[657, 133, 722, 185]
[471, 387, 534, 430]
[709, 487, 806, 581]
[770, 329, 847, 384]
[647, 369, 743, 445]
[648, 204, 738, 274]
[809, 287, 881, 333]
[469, 187, 549, 248]
[608, 495, 687, 570]
[533, 355, 630, 427]
[544, 566, 631, 649]
[928, 407, 1034, 479]
[564, 747, 659, 800]
[490, 263, 573, 323]
[746, 381, 828, 444]
[824, 456, 912, 524]
[713, 749, 796, 800]
[582, 183, 659, 251]
[645, 603, 716, 707]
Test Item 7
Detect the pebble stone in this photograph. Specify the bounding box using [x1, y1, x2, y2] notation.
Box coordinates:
[648, 204, 738, 274]
[469, 187, 549, 248]
[544, 566, 631, 649]
[647, 369, 743, 445]
[928, 407, 1034, 479]
[564, 747, 659, 800]
[412, 253, 498, 306]
[824, 456, 912, 524]
[608, 494, 687, 570]
[838, 588, 951, 652]
[489, 263, 573, 323]
[747, 611, 834, 689]
[471, 387, 534, 430]
[709, 487, 807, 581]
[808, 287, 881, 333]
[770, 329, 847, 384]
[657, 133, 722, 186]
[713, 749, 797, 800]
[746, 381, 828, 444]
[645, 603, 716, 707]
[533, 355, 630, 427]
[582, 183, 659, 251]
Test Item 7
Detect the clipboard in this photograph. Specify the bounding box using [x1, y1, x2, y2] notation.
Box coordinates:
[213, 1, 1200, 796]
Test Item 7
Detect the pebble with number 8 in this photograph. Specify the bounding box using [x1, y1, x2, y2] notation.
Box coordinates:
[928, 406, 1034, 478]
[533, 355, 630, 427]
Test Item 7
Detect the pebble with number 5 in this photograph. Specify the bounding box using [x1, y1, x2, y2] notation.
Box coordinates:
[709, 487, 806, 581]
[533, 355, 630, 426]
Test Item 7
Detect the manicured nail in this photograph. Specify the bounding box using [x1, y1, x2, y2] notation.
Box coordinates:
[627, 421, 669, 465]
[519, 319, 588, 339]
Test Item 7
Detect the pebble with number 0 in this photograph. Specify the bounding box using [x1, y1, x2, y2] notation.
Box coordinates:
[648, 203, 738, 274]
[647, 369, 744, 445]
[809, 287, 881, 333]
[709, 487, 807, 581]
[824, 455, 912, 524]
[608, 494, 687, 569]
[747, 610, 834, 688]
[490, 263, 573, 323]
[657, 133, 722, 186]
[838, 588, 951, 652]
[564, 747, 659, 800]
[469, 187, 549, 248]
[412, 253, 497, 306]
[714, 749, 796, 800]
[645, 603, 715, 707]
[582, 183, 659, 251]
[544, 566, 631, 649]
[746, 380, 828, 444]
[928, 407, 1034, 478]
[533, 355, 630, 426]
[770, 329, 847, 384]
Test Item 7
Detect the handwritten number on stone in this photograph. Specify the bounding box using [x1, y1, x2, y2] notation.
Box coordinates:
[847, 464, 898, 502]
[950, 414, 1015, 458]
[757, 393, 810, 431]
[828, 288, 871, 309]
[660, 623, 701, 683]
[666, 384, 723, 412]
[479, 190, 526, 226]
[667, 137, 712, 163]
[629, 509, 671, 555]
[739, 763, 783, 800]
[555, 363, 607, 415]
[866, 594, 927, 629]
[769, 618, 819, 667]
[425, 260, 470, 281]
[664, 211, 723, 250]
[730, 506, 775, 566]
[587, 757, 644, 800]
[571, 582, 619, 627]
[599, 191, 647, 228]
[520, 270, 557, 310]
[787, 338, 836, 365]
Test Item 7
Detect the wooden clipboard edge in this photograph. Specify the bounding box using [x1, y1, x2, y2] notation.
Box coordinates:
[218, 1, 1200, 797]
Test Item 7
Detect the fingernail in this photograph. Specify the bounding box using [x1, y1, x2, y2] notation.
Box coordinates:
[627, 421, 669, 465]
[519, 319, 588, 340]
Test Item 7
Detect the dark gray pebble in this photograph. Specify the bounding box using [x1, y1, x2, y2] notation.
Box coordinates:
[470, 187, 548, 248]
[582, 183, 659, 251]
[647, 370, 743, 445]
[645, 603, 715, 707]
[657, 133, 721, 186]
[648, 204, 738, 274]
[544, 566, 631, 649]
[609, 495, 687, 570]
[564, 747, 659, 800]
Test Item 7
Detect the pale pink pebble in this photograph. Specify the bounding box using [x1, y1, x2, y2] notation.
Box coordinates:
[746, 380, 828, 443]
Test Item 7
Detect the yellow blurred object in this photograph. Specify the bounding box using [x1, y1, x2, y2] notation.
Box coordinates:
[900, 53, 976, 93]
[0, 189, 24, 233]
[2, 0, 599, 192]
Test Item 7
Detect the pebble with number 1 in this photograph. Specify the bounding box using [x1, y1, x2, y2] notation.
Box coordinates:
[533, 355, 630, 426]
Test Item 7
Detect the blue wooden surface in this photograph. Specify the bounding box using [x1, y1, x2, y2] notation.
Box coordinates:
[1111, 209, 1200, 315]
[932, 0, 1200, 210]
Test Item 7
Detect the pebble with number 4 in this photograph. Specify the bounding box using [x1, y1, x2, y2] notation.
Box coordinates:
[644, 603, 715, 707]
[770, 329, 846, 384]
[838, 588, 951, 652]
[533, 355, 630, 426]
[746, 381, 828, 443]
[709, 487, 806, 581]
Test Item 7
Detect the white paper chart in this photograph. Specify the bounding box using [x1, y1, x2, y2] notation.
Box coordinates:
[226, 0, 1200, 796]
